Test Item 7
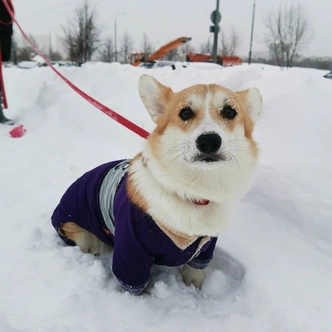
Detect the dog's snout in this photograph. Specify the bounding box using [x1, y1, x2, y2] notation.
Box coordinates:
[196, 133, 222, 153]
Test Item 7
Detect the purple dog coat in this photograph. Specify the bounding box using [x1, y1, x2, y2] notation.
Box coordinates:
[51, 160, 217, 294]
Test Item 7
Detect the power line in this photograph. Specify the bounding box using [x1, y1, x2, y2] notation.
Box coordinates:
[21, 0, 78, 20]
[22, 12, 66, 24]
[21, 0, 109, 21]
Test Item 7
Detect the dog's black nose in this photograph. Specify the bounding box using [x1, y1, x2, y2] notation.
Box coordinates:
[196, 133, 222, 153]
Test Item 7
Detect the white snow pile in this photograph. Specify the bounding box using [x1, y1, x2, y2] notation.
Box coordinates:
[1, 62, 331, 332]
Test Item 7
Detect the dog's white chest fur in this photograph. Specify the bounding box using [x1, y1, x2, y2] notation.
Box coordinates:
[129, 156, 234, 237]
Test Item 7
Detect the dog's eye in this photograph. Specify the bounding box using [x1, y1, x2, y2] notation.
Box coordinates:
[220, 106, 237, 120]
[179, 107, 195, 121]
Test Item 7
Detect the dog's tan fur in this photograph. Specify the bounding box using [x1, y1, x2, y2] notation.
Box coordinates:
[60, 222, 111, 256]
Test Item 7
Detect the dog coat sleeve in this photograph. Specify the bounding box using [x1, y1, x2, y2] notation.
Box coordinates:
[112, 236, 153, 295]
[187, 237, 218, 270]
[112, 199, 161, 295]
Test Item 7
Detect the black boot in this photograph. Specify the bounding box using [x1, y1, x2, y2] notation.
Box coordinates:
[0, 109, 14, 125]
[0, 90, 14, 125]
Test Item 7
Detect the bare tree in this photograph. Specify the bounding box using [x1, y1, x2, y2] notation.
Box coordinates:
[163, 48, 179, 61]
[17, 47, 34, 62]
[199, 39, 213, 54]
[16, 34, 40, 61]
[49, 51, 63, 61]
[180, 42, 196, 54]
[219, 27, 242, 57]
[99, 38, 114, 62]
[263, 2, 313, 68]
[62, 1, 101, 64]
[121, 31, 134, 64]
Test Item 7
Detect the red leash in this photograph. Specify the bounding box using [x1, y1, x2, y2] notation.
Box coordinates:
[1, 0, 150, 139]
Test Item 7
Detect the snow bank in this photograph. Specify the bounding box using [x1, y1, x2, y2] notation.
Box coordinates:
[1, 63, 331, 331]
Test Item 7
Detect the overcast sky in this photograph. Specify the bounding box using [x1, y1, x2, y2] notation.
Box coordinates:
[13, 0, 331, 58]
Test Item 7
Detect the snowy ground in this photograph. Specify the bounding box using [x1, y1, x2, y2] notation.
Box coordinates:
[1, 63, 331, 332]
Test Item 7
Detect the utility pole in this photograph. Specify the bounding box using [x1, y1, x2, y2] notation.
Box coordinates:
[49, 31, 53, 60]
[114, 19, 117, 62]
[248, 0, 256, 65]
[114, 12, 125, 62]
[212, 0, 220, 63]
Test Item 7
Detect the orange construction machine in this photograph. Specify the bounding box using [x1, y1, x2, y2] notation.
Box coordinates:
[186, 53, 242, 66]
[131, 37, 192, 66]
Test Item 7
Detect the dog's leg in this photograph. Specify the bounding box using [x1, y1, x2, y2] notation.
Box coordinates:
[180, 264, 206, 289]
[59, 222, 112, 256]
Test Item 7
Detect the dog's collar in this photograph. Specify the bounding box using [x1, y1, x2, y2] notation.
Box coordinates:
[193, 199, 210, 206]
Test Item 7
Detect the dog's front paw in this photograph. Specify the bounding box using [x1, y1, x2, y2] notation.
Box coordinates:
[181, 264, 205, 289]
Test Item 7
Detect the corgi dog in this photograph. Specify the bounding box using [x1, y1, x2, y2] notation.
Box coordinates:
[51, 75, 262, 294]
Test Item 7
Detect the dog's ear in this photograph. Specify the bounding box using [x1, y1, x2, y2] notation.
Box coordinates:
[138, 75, 172, 123]
[236, 88, 262, 123]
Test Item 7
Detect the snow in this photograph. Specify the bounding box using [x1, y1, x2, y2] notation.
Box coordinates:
[1, 62, 332, 332]
[16, 61, 39, 69]
[30, 55, 45, 64]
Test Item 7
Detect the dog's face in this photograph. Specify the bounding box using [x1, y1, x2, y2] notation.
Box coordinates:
[138, 75, 262, 200]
